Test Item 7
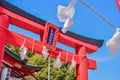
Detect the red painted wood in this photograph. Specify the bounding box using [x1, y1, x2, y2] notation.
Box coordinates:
[0, 6, 99, 80]
[80, 46, 88, 80]
[11, 71, 19, 78]
[42, 22, 59, 50]
[58, 33, 98, 53]
[22, 77, 26, 80]
[80, 57, 88, 80]
[3, 52, 39, 78]
[5, 30, 96, 69]
[0, 7, 45, 35]
[0, 7, 98, 53]
[12, 70, 22, 77]
[4, 52, 22, 68]
[88, 59, 97, 70]
[116, 0, 120, 11]
[31, 74, 39, 80]
[0, 14, 9, 71]
[76, 47, 82, 80]
[6, 31, 43, 54]
[76, 46, 88, 80]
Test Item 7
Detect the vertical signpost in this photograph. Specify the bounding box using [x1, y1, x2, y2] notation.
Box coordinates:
[47, 28, 55, 45]
[42, 23, 59, 50]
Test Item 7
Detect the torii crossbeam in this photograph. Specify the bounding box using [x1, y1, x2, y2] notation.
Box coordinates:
[0, 0, 103, 80]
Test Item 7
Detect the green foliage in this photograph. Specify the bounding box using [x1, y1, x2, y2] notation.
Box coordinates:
[27, 54, 76, 80]
[26, 50, 35, 58]
[9, 45, 20, 55]
[9, 45, 76, 80]
[9, 45, 34, 59]
[25, 76, 35, 80]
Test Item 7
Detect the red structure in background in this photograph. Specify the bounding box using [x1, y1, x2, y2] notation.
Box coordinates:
[3, 47, 42, 80]
[0, 1, 103, 80]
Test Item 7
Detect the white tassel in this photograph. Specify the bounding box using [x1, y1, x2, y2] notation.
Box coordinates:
[57, 5, 75, 22]
[57, 0, 76, 33]
[1, 67, 8, 80]
[62, 17, 74, 33]
[20, 46, 28, 60]
[10, 77, 18, 80]
[42, 46, 49, 60]
[19, 39, 27, 60]
[6, 68, 11, 80]
[69, 57, 76, 71]
[106, 28, 120, 55]
[53, 53, 62, 69]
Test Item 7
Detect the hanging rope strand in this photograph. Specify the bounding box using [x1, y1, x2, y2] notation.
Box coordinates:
[31, 39, 34, 53]
[48, 57, 50, 80]
[79, 0, 118, 29]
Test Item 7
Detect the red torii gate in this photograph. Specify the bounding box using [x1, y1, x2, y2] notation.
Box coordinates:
[0, 1, 103, 80]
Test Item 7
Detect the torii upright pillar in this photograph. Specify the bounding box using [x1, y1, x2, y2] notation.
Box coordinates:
[0, 15, 9, 71]
[76, 46, 88, 80]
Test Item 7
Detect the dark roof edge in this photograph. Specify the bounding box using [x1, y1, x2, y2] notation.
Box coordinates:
[0, 0, 46, 26]
[0, 0, 104, 47]
[4, 47, 27, 64]
[5, 46, 43, 71]
[59, 29, 104, 47]
[23, 64, 42, 71]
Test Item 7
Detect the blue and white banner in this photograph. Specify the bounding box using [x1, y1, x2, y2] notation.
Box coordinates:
[47, 28, 55, 45]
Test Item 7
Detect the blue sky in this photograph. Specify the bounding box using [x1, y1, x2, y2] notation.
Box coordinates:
[6, 0, 120, 80]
